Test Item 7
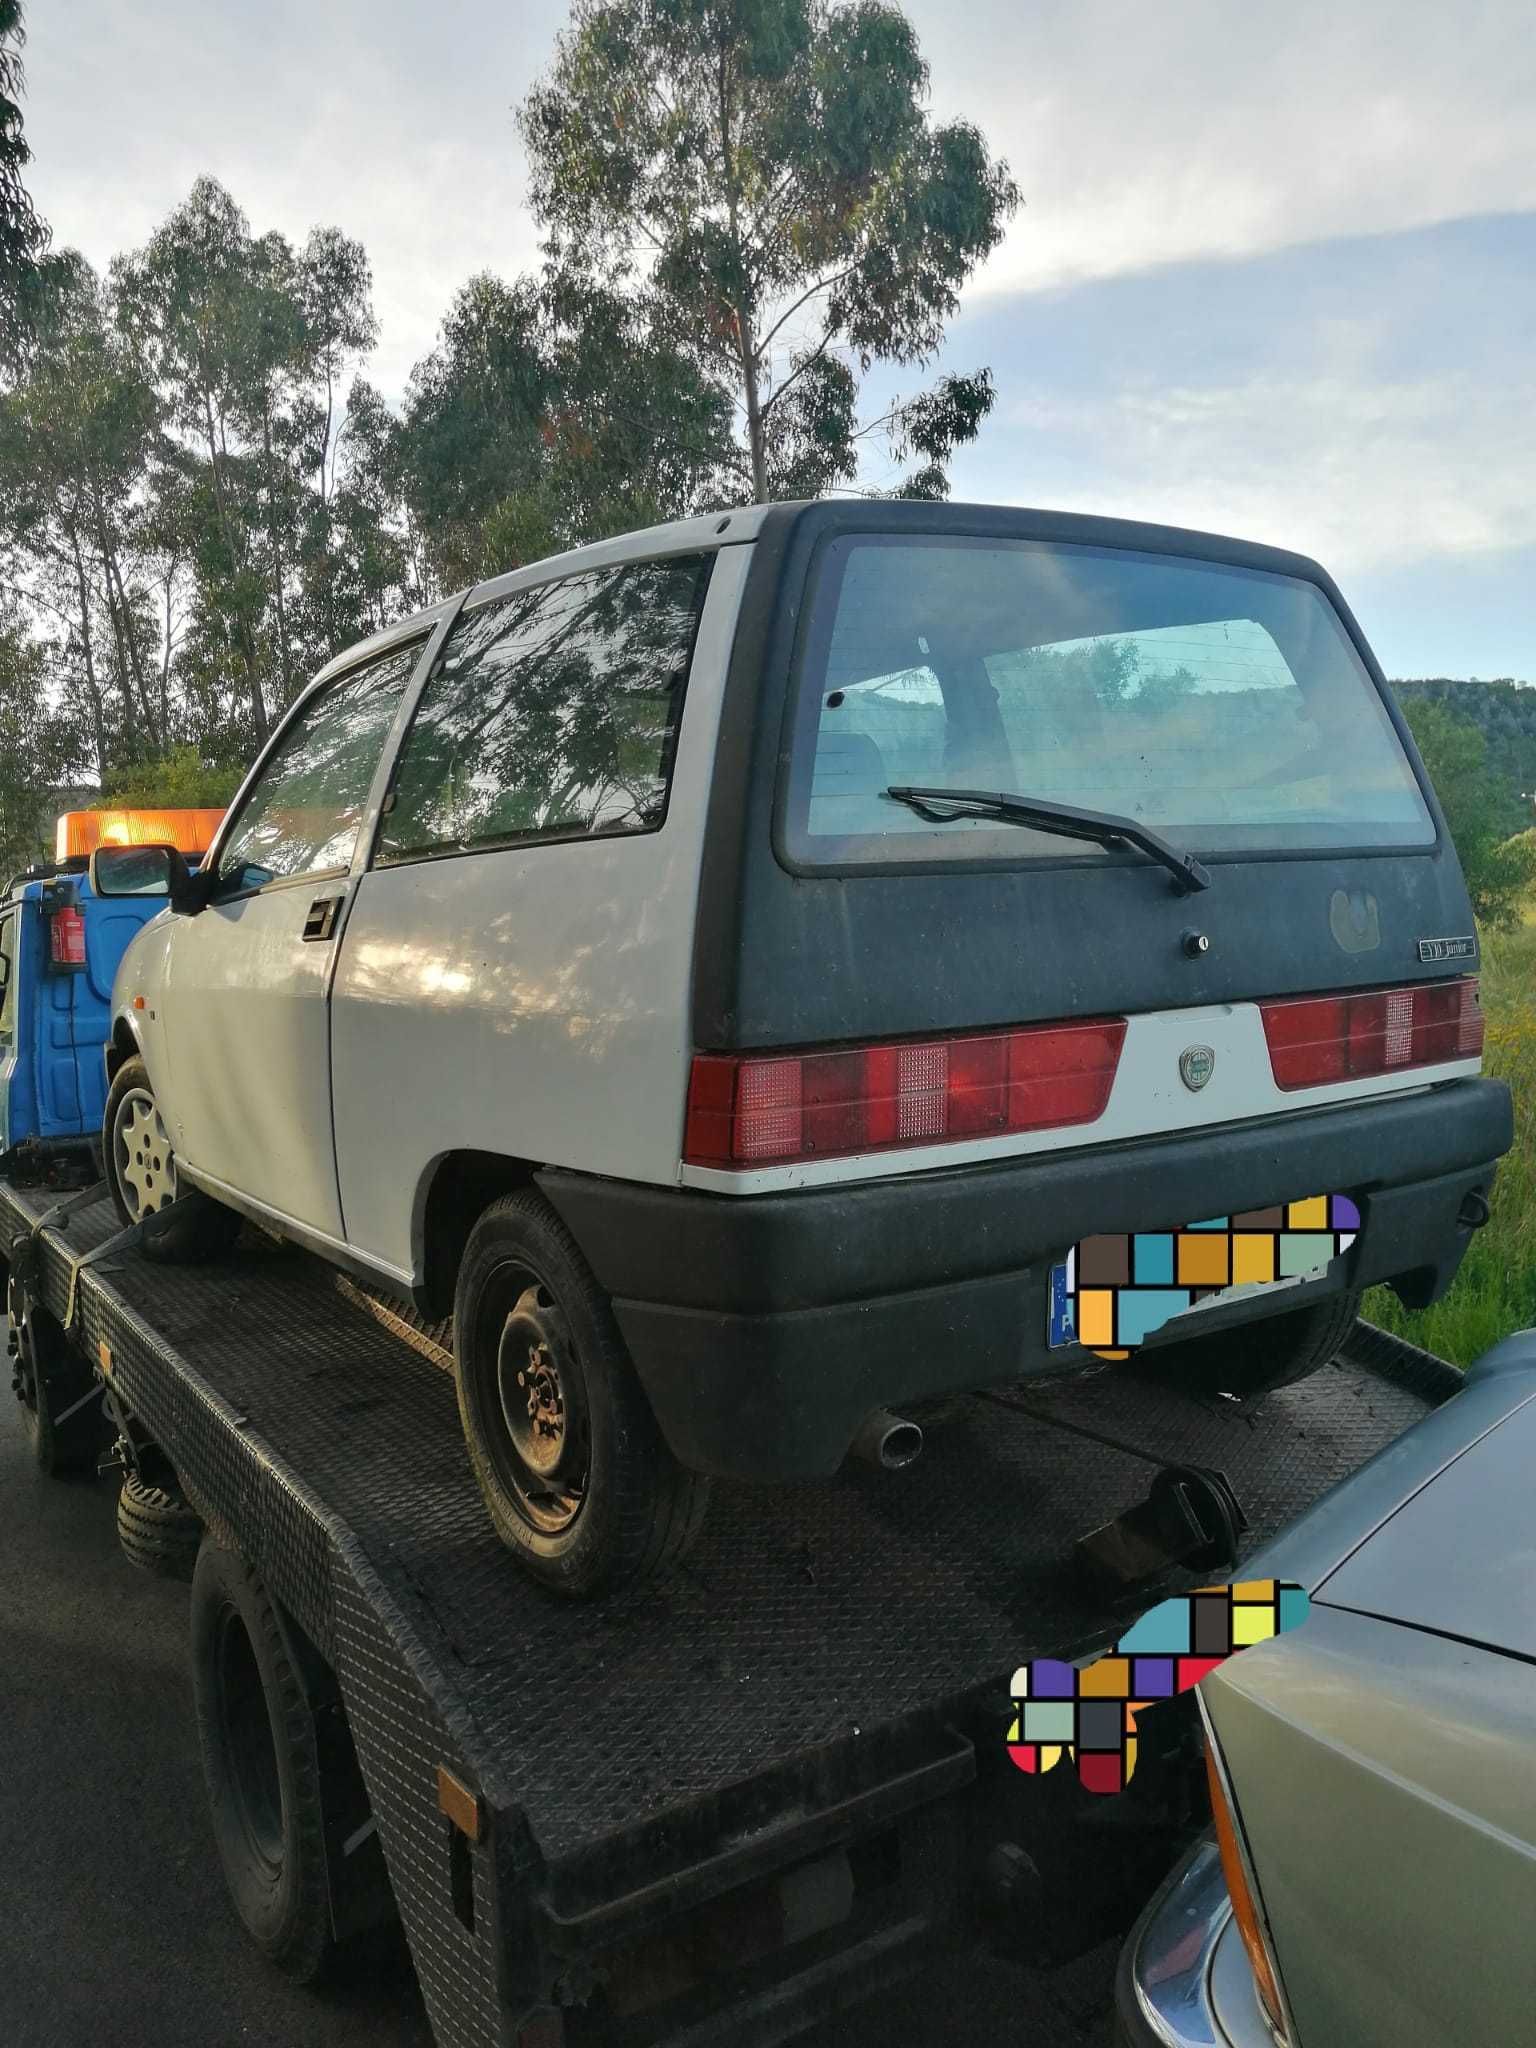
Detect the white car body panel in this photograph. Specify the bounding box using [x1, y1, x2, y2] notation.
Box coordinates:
[161, 874, 353, 1238]
[328, 544, 751, 1280]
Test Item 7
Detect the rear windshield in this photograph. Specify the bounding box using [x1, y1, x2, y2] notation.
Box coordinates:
[781, 535, 1434, 868]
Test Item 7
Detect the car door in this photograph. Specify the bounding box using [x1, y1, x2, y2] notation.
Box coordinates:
[158, 634, 427, 1241]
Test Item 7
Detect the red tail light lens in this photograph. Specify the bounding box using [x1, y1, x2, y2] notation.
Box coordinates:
[1261, 977, 1482, 1090]
[684, 1018, 1127, 1167]
[48, 904, 87, 968]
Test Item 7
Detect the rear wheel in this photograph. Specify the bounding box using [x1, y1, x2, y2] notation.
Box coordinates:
[104, 1056, 240, 1263]
[1143, 1287, 1364, 1402]
[190, 1539, 333, 1981]
[453, 1191, 710, 1598]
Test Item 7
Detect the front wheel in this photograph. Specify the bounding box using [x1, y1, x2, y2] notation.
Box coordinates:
[103, 1055, 241, 1263]
[453, 1191, 710, 1598]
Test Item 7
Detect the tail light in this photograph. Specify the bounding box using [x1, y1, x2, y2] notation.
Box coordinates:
[1203, 1726, 1292, 2043]
[48, 903, 87, 969]
[1261, 977, 1482, 1090]
[684, 1018, 1127, 1167]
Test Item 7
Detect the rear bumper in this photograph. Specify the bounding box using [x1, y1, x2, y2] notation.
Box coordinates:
[539, 1077, 1511, 1480]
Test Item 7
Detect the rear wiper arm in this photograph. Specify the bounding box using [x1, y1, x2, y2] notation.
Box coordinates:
[883, 786, 1212, 894]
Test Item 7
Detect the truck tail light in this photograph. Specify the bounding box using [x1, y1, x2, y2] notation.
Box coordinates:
[1204, 1729, 1292, 2043]
[1260, 977, 1482, 1090]
[684, 1018, 1127, 1167]
[48, 903, 87, 969]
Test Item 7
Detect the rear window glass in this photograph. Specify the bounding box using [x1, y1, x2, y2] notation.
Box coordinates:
[782, 536, 1434, 868]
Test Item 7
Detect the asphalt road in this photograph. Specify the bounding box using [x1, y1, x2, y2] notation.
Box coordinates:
[0, 1402, 1119, 2048]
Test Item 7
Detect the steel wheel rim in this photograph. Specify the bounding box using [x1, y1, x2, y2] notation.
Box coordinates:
[477, 1267, 590, 1536]
[215, 1607, 285, 1878]
[115, 1087, 177, 1219]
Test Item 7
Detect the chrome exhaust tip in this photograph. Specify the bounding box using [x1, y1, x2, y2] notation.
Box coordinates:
[850, 1407, 924, 1471]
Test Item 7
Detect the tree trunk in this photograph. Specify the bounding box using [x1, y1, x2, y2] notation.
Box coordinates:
[262, 399, 293, 707]
[201, 389, 268, 744]
[66, 523, 109, 778]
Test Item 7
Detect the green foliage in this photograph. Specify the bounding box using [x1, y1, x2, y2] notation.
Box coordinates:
[96, 743, 244, 810]
[1397, 695, 1536, 930]
[519, 0, 1018, 500]
[1392, 677, 1536, 830]
[0, 2, 47, 367]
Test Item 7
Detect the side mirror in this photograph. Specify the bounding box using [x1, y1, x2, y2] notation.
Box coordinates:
[88, 841, 202, 913]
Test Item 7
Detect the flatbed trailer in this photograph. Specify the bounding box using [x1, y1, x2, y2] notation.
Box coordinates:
[0, 1176, 1458, 2048]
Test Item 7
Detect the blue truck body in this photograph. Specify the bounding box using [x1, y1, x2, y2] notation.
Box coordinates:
[0, 865, 169, 1176]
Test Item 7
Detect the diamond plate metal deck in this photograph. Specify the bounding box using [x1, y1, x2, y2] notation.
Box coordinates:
[0, 1184, 1448, 2045]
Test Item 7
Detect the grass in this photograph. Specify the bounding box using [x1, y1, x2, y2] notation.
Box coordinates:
[1362, 911, 1536, 1364]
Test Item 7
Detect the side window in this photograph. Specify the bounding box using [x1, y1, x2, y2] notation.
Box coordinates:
[377, 555, 710, 865]
[0, 909, 15, 1046]
[218, 639, 425, 888]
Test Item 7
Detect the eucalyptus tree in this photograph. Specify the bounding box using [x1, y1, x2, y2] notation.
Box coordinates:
[519, 0, 1018, 502]
[0, 0, 48, 366]
[0, 252, 163, 771]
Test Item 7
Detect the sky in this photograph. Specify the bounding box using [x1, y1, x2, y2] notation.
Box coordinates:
[23, 0, 1536, 678]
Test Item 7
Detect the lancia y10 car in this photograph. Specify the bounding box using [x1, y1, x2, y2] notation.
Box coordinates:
[91, 502, 1512, 1594]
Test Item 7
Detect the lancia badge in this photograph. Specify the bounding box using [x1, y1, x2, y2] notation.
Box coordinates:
[1179, 1045, 1216, 1092]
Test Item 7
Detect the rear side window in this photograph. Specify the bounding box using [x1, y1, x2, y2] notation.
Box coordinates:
[783, 535, 1435, 867]
[218, 638, 426, 888]
[377, 554, 711, 865]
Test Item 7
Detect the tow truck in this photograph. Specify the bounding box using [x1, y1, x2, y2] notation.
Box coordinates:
[0, 810, 222, 1184]
[0, 1156, 1458, 2048]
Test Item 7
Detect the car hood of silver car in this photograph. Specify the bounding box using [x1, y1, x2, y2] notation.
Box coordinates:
[1244, 1330, 1536, 1661]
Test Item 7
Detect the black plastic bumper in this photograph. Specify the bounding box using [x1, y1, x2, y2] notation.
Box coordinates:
[538, 1078, 1512, 1481]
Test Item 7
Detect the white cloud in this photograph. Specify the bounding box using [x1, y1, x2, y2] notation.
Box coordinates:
[956, 364, 1536, 577]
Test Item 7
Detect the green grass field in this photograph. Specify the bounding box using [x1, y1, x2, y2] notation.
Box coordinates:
[1363, 914, 1536, 1364]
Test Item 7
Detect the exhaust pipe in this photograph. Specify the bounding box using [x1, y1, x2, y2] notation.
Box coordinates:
[850, 1407, 924, 1471]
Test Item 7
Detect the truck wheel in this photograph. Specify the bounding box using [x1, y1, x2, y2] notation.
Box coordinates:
[104, 1056, 240, 1263]
[117, 1469, 202, 1581]
[1144, 1287, 1364, 1403]
[7, 1276, 107, 1475]
[453, 1191, 711, 1598]
[190, 1540, 332, 1982]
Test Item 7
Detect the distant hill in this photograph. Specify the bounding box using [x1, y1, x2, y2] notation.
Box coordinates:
[1390, 678, 1536, 828]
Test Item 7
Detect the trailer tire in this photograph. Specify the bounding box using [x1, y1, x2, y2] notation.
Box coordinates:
[103, 1056, 241, 1263]
[1142, 1286, 1364, 1403]
[191, 1539, 333, 1982]
[454, 1190, 711, 1598]
[7, 1276, 107, 1475]
[117, 1469, 202, 1581]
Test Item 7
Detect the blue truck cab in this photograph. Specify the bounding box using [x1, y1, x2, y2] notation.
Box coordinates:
[0, 811, 223, 1183]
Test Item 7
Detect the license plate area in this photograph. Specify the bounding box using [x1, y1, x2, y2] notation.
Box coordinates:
[1047, 1195, 1360, 1354]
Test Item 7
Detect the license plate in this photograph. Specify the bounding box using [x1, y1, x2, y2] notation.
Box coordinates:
[1047, 1258, 1310, 1348]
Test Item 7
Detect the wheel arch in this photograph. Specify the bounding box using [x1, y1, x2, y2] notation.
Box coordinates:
[415, 1149, 544, 1322]
[105, 1013, 143, 1084]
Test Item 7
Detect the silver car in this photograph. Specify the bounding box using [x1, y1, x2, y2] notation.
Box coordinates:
[1117, 1331, 1536, 2048]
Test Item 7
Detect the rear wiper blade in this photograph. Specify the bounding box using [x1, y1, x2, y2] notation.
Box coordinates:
[883, 786, 1212, 895]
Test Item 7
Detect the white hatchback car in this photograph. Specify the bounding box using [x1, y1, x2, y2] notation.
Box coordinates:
[91, 502, 1510, 1595]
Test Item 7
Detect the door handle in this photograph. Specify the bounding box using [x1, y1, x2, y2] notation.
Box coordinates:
[302, 894, 343, 943]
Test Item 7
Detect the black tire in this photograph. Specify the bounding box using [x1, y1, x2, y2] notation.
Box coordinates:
[190, 1539, 332, 1982]
[7, 1275, 108, 1476]
[453, 1190, 710, 1598]
[117, 1469, 202, 1581]
[103, 1055, 241, 1263]
[1141, 1286, 1364, 1403]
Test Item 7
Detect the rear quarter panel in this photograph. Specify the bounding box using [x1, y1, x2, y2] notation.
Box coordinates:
[328, 543, 752, 1281]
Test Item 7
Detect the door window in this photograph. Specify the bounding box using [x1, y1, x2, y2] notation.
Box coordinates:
[218, 638, 426, 889]
[376, 555, 710, 865]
